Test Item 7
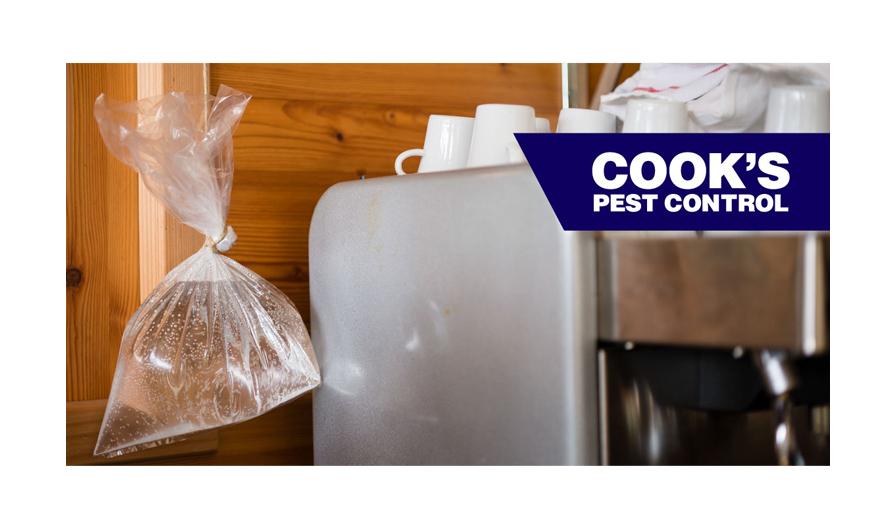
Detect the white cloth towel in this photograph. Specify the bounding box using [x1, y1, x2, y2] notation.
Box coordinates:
[600, 63, 830, 132]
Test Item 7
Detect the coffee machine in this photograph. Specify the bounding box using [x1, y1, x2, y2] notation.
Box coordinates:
[308, 162, 829, 465]
[595, 234, 828, 464]
[309, 83, 829, 465]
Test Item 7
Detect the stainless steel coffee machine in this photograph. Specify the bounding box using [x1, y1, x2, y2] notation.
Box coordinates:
[309, 163, 829, 465]
[311, 81, 829, 465]
[593, 82, 830, 465]
[595, 234, 829, 465]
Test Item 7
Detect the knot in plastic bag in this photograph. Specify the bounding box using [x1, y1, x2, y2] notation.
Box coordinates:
[206, 225, 237, 253]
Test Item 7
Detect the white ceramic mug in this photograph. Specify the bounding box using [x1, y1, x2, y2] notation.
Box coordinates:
[466, 104, 537, 167]
[622, 98, 689, 132]
[556, 108, 616, 133]
[395, 115, 475, 175]
[535, 117, 551, 133]
[764, 85, 830, 133]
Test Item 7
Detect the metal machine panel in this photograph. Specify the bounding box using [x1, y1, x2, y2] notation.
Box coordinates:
[309, 164, 597, 464]
[597, 235, 829, 353]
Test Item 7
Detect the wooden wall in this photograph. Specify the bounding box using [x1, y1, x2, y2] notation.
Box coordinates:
[210, 64, 562, 319]
[66, 63, 563, 464]
[66, 64, 140, 402]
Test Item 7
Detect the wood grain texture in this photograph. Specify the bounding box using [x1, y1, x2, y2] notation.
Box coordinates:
[212, 63, 563, 324]
[136, 395, 314, 465]
[67, 399, 219, 465]
[213, 64, 561, 109]
[136, 63, 207, 298]
[66, 64, 140, 401]
[67, 397, 310, 465]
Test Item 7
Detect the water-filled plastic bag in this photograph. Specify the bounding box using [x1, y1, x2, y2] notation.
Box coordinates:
[93, 85, 320, 457]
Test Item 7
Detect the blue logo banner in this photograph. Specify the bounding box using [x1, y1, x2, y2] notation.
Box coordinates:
[515, 133, 830, 231]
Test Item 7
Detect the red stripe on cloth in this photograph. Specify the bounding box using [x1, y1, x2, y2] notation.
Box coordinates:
[630, 65, 726, 93]
[632, 85, 680, 93]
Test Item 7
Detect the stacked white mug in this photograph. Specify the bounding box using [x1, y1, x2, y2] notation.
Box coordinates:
[466, 104, 537, 167]
[764, 85, 830, 133]
[760, 85, 830, 239]
[556, 108, 616, 133]
[622, 98, 690, 133]
[395, 104, 539, 174]
[617, 98, 691, 237]
[394, 115, 475, 175]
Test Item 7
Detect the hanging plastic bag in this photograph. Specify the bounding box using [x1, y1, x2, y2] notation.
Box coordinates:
[92, 85, 320, 457]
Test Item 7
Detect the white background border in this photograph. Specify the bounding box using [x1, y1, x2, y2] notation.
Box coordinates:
[1, 1, 889, 524]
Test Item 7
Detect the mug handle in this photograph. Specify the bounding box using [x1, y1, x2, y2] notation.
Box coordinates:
[394, 148, 425, 176]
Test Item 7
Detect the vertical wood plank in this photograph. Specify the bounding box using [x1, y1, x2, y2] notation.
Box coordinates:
[567, 63, 590, 108]
[66, 64, 140, 401]
[136, 63, 208, 298]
